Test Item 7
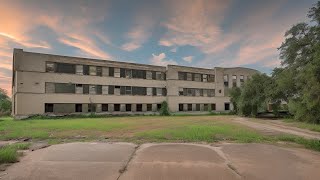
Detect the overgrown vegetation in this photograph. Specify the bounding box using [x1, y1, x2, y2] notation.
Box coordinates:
[230, 2, 320, 123]
[0, 88, 11, 116]
[0, 143, 30, 164]
[159, 101, 170, 116]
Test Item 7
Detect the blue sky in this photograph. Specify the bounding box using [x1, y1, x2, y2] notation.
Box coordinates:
[0, 0, 317, 94]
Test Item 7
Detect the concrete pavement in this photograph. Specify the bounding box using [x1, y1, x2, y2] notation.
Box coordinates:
[1, 142, 320, 180]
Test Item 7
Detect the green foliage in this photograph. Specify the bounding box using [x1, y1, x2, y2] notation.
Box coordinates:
[0, 88, 11, 115]
[0, 143, 30, 164]
[159, 101, 170, 116]
[229, 87, 241, 113]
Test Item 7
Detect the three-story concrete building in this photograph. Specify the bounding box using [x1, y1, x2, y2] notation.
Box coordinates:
[12, 49, 258, 117]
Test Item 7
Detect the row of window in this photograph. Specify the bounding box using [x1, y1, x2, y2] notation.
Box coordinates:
[178, 88, 215, 97]
[178, 103, 230, 111]
[45, 83, 167, 96]
[178, 72, 215, 82]
[45, 103, 162, 113]
[46, 62, 166, 80]
[223, 75, 245, 87]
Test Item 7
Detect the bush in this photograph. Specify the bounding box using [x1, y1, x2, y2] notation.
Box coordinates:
[159, 101, 170, 116]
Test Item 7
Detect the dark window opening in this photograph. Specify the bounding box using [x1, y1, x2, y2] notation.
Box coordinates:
[147, 104, 152, 111]
[179, 104, 184, 111]
[83, 84, 89, 94]
[109, 67, 114, 77]
[96, 85, 102, 94]
[187, 104, 192, 111]
[178, 72, 187, 80]
[55, 83, 75, 93]
[136, 104, 142, 112]
[75, 104, 82, 112]
[132, 70, 146, 79]
[225, 103, 230, 111]
[208, 75, 215, 82]
[152, 71, 156, 80]
[114, 104, 120, 111]
[157, 104, 161, 111]
[126, 104, 132, 111]
[204, 104, 209, 111]
[196, 104, 200, 111]
[120, 68, 126, 78]
[108, 85, 114, 95]
[211, 104, 216, 111]
[45, 103, 53, 113]
[96, 67, 102, 76]
[102, 104, 108, 112]
[83, 65, 89, 75]
[224, 75, 229, 87]
[152, 88, 157, 96]
[132, 87, 146, 96]
[56, 63, 75, 74]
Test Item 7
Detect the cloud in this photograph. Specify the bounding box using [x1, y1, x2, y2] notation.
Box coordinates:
[170, 47, 178, 53]
[150, 53, 177, 66]
[182, 56, 193, 63]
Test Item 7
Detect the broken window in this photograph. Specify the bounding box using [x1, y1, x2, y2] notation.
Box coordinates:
[125, 86, 132, 95]
[114, 86, 120, 95]
[147, 87, 153, 96]
[114, 104, 120, 111]
[157, 104, 161, 111]
[225, 103, 230, 111]
[187, 104, 192, 111]
[224, 75, 229, 87]
[56, 63, 75, 74]
[152, 71, 157, 80]
[120, 68, 126, 78]
[152, 88, 157, 96]
[132, 70, 146, 79]
[102, 86, 108, 95]
[75, 104, 82, 112]
[89, 66, 97, 76]
[45, 103, 54, 113]
[96, 67, 102, 76]
[202, 74, 207, 82]
[208, 75, 215, 82]
[157, 88, 162, 96]
[147, 104, 152, 111]
[126, 69, 132, 78]
[179, 87, 184, 96]
[102, 104, 108, 112]
[108, 86, 114, 95]
[208, 89, 215, 97]
[76, 65, 83, 75]
[96, 85, 102, 94]
[203, 89, 208, 97]
[211, 104, 216, 111]
[114, 68, 120, 77]
[89, 85, 96, 94]
[83, 65, 89, 75]
[126, 104, 132, 111]
[240, 75, 244, 83]
[187, 73, 192, 81]
[146, 71, 153, 80]
[195, 89, 200, 96]
[156, 72, 164, 80]
[83, 84, 89, 94]
[136, 104, 142, 112]
[178, 72, 187, 80]
[46, 62, 55, 72]
[194, 74, 201, 82]
[204, 104, 209, 111]
[55, 83, 75, 93]
[179, 104, 184, 111]
[75, 84, 83, 94]
[109, 67, 114, 77]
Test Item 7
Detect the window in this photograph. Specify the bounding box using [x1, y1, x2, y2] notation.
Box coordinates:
[96, 85, 102, 94]
[233, 82, 237, 87]
[146, 71, 153, 80]
[83, 65, 89, 75]
[225, 103, 230, 111]
[56, 63, 75, 74]
[240, 75, 244, 83]
[89, 85, 96, 94]
[194, 74, 201, 82]
[88, 104, 96, 112]
[208, 75, 215, 82]
[147, 104, 152, 111]
[109, 67, 114, 77]
[89, 66, 96, 76]
[178, 72, 187, 80]
[114, 86, 120, 95]
[204, 104, 209, 111]
[224, 75, 229, 87]
[97, 67, 102, 76]
[232, 75, 237, 80]
[114, 104, 120, 111]
[152, 88, 157, 96]
[187, 104, 192, 111]
[102, 104, 108, 112]
[75, 84, 83, 94]
[195, 89, 200, 96]
[108, 86, 114, 95]
[200, 89, 203, 96]
[45, 103, 54, 113]
[162, 88, 167, 96]
[179, 87, 184, 96]
[102, 86, 108, 95]
[147, 87, 153, 96]
[157, 104, 161, 111]
[152, 71, 157, 80]
[187, 89, 195, 96]
[126, 69, 132, 78]
[75, 104, 82, 112]
[126, 104, 132, 111]
[179, 104, 184, 111]
[187, 73, 192, 81]
[208, 89, 215, 97]
[114, 68, 120, 77]
[55, 83, 75, 93]
[125, 86, 132, 95]
[46, 62, 55, 72]
[76, 65, 83, 75]
[196, 104, 200, 111]
[156, 72, 164, 80]
[120, 68, 126, 78]
[132, 70, 146, 79]
[211, 104, 216, 111]
[203, 89, 208, 97]
[136, 104, 142, 112]
[157, 88, 162, 96]
[83, 84, 89, 94]
[232, 75, 237, 87]
[102, 67, 109, 76]
[132, 87, 146, 95]
[202, 74, 207, 82]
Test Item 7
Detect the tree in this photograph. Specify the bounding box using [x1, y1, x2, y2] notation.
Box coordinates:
[159, 101, 170, 116]
[229, 87, 241, 113]
[277, 2, 320, 123]
[0, 88, 11, 115]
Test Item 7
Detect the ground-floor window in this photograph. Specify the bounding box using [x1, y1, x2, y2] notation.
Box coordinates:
[157, 104, 161, 111]
[126, 104, 131, 111]
[187, 104, 192, 111]
[204, 104, 209, 111]
[211, 103, 216, 111]
[88, 104, 96, 112]
[114, 104, 120, 111]
[102, 104, 108, 112]
[147, 104, 152, 111]
[225, 103, 230, 111]
[136, 104, 142, 112]
[45, 103, 53, 113]
[179, 104, 184, 111]
[196, 104, 200, 111]
[75, 104, 82, 112]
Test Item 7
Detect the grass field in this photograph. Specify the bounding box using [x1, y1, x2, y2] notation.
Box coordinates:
[0, 115, 319, 152]
[282, 119, 320, 132]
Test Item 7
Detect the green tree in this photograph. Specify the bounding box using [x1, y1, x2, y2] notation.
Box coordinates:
[159, 101, 170, 116]
[229, 87, 241, 113]
[0, 88, 11, 115]
[277, 2, 320, 123]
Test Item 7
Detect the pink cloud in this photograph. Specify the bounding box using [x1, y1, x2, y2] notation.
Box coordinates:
[150, 53, 177, 66]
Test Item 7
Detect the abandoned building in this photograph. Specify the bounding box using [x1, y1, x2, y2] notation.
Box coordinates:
[11, 49, 259, 116]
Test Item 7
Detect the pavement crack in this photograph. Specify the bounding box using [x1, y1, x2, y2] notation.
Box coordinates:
[117, 144, 140, 180]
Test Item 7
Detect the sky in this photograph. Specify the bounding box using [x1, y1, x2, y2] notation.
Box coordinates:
[0, 0, 317, 96]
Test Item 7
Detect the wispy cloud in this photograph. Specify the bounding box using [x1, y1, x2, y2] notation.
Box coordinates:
[182, 56, 193, 63]
[150, 53, 177, 66]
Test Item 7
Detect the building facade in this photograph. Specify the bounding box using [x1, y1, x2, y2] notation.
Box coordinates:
[12, 49, 259, 117]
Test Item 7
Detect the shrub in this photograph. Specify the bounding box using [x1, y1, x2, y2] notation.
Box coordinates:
[159, 101, 170, 116]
